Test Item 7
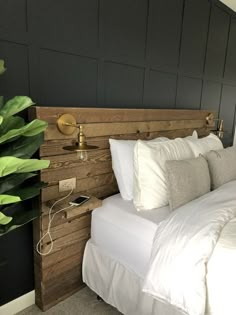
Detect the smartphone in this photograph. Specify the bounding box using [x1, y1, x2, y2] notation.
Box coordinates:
[69, 195, 90, 206]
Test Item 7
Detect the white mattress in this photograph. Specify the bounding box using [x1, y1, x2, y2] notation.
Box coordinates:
[91, 194, 171, 277]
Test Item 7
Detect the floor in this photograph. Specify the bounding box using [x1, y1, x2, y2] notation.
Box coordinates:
[17, 286, 121, 315]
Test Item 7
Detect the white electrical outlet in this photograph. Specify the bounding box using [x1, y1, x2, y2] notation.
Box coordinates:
[59, 178, 76, 192]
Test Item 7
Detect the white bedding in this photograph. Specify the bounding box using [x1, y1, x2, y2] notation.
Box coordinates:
[206, 216, 236, 315]
[88, 181, 236, 315]
[83, 240, 185, 315]
[143, 180, 236, 315]
[91, 194, 171, 276]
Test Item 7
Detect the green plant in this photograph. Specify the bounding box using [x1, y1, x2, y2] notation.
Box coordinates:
[0, 60, 50, 236]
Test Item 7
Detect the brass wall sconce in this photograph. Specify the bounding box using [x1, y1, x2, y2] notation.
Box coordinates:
[206, 113, 224, 139]
[57, 114, 98, 161]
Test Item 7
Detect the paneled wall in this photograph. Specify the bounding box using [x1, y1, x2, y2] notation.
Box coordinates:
[0, 1, 236, 145]
[0, 0, 236, 305]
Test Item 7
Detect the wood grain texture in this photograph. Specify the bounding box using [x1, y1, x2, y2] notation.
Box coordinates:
[40, 240, 88, 269]
[32, 106, 214, 311]
[36, 264, 84, 311]
[41, 160, 112, 183]
[39, 127, 211, 157]
[40, 215, 91, 245]
[41, 173, 115, 202]
[29, 106, 213, 124]
[45, 119, 207, 140]
[39, 226, 90, 256]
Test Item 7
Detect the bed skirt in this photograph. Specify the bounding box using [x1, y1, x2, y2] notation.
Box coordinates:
[82, 240, 185, 315]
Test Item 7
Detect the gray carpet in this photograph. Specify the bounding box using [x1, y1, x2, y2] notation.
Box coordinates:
[17, 287, 121, 315]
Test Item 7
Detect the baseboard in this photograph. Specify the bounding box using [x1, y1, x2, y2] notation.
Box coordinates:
[0, 290, 35, 315]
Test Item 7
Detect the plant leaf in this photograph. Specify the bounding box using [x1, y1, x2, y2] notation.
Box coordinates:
[0, 115, 3, 125]
[0, 206, 38, 236]
[0, 212, 12, 225]
[0, 116, 25, 136]
[6, 181, 46, 201]
[0, 119, 48, 145]
[0, 173, 37, 194]
[0, 194, 21, 205]
[0, 60, 6, 75]
[0, 133, 44, 158]
[21, 120, 48, 136]
[0, 96, 34, 118]
[0, 157, 50, 177]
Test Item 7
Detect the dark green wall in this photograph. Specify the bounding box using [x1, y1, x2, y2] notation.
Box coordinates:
[0, 224, 34, 305]
[0, 0, 236, 305]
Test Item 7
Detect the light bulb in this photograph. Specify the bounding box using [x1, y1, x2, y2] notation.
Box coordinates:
[77, 150, 88, 161]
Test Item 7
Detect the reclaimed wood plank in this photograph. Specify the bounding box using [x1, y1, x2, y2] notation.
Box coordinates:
[30, 106, 214, 124]
[41, 253, 85, 282]
[40, 226, 90, 255]
[41, 173, 116, 202]
[41, 160, 112, 183]
[40, 214, 91, 245]
[40, 127, 211, 157]
[41, 149, 111, 172]
[40, 265, 83, 311]
[44, 119, 207, 140]
[40, 239, 88, 269]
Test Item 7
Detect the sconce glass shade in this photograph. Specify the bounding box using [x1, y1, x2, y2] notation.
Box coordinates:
[216, 120, 224, 139]
[77, 150, 88, 161]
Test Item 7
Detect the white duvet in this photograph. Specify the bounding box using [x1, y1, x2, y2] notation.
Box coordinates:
[143, 180, 236, 315]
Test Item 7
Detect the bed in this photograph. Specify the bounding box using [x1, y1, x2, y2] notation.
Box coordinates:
[34, 106, 231, 311]
[82, 128, 236, 315]
[83, 182, 236, 315]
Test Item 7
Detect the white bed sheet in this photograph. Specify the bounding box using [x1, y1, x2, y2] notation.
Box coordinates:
[91, 194, 171, 277]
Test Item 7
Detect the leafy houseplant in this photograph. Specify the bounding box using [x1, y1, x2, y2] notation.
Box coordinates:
[0, 60, 50, 236]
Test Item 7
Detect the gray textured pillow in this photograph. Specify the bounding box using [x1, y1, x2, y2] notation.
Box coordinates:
[165, 156, 211, 210]
[205, 147, 236, 190]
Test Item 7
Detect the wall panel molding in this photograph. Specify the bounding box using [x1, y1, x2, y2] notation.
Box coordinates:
[1, 0, 236, 306]
[0, 0, 235, 138]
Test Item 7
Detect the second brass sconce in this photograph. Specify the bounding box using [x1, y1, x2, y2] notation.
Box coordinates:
[206, 113, 224, 139]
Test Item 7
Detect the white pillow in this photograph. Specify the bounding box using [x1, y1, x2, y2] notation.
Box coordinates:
[109, 131, 198, 201]
[186, 130, 198, 140]
[109, 137, 168, 200]
[133, 138, 195, 210]
[184, 133, 223, 156]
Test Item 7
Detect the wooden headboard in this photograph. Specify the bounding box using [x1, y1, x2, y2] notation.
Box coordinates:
[30, 106, 214, 310]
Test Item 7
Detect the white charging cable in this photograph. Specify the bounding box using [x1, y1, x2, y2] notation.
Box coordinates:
[36, 188, 74, 256]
